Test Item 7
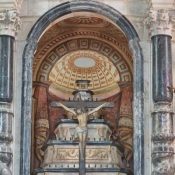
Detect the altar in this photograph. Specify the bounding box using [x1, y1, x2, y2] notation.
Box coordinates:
[34, 80, 133, 175]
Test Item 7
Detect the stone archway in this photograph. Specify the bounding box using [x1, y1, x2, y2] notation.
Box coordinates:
[20, 1, 144, 175]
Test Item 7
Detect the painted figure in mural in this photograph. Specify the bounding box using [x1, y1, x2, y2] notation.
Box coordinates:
[57, 102, 109, 160]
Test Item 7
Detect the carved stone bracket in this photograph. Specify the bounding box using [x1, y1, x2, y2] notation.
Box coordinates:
[145, 9, 175, 37]
[0, 9, 21, 37]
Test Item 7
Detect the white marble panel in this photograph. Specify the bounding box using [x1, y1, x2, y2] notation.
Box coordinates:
[55, 122, 112, 141]
[28, 0, 49, 16]
[42, 144, 123, 168]
[140, 41, 152, 175]
[18, 18, 38, 40]
[12, 40, 27, 175]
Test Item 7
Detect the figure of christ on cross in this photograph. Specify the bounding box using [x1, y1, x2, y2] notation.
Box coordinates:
[57, 102, 109, 160]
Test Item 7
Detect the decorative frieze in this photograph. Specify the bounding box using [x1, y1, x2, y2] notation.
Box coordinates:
[41, 143, 123, 168]
[146, 9, 175, 36]
[0, 9, 21, 37]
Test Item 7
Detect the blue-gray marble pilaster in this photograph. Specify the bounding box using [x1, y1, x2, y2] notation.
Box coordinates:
[0, 36, 14, 103]
[0, 34, 14, 175]
[152, 35, 174, 175]
[129, 38, 144, 175]
[152, 35, 173, 102]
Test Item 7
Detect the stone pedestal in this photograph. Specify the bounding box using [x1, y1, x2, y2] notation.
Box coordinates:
[41, 140, 123, 168]
[34, 119, 132, 175]
[54, 119, 112, 141]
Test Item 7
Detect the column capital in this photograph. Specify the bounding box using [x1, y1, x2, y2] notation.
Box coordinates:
[0, 9, 21, 37]
[145, 9, 175, 37]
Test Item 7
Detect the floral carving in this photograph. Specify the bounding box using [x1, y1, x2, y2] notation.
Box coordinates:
[0, 9, 21, 37]
[145, 9, 175, 36]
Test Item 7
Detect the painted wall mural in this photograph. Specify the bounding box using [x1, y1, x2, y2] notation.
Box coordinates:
[118, 85, 133, 168]
[33, 86, 50, 162]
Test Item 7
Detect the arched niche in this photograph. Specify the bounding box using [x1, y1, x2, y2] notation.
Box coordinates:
[20, 1, 144, 175]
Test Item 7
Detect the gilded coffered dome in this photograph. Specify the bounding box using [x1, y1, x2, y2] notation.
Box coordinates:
[49, 50, 120, 99]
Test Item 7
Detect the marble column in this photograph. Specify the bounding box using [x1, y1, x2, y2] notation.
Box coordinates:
[147, 9, 175, 175]
[0, 9, 20, 174]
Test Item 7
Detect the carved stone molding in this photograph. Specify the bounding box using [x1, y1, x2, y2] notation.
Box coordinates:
[0, 102, 12, 113]
[41, 144, 123, 168]
[145, 9, 175, 37]
[154, 102, 172, 112]
[152, 133, 174, 142]
[0, 9, 21, 37]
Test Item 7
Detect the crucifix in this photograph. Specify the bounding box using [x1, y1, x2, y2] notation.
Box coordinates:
[50, 80, 114, 175]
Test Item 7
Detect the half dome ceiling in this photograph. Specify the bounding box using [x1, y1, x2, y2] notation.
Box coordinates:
[33, 12, 133, 100]
[49, 50, 120, 98]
